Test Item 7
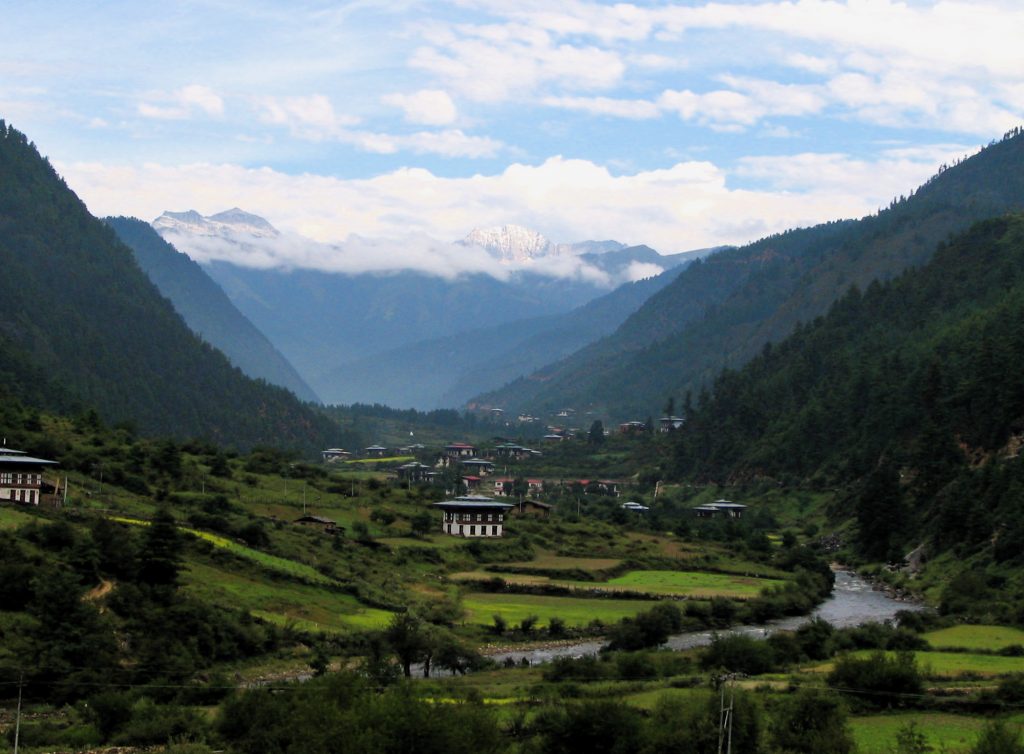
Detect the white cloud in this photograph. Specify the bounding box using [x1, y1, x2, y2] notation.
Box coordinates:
[410, 24, 625, 103]
[541, 95, 661, 119]
[58, 145, 959, 268]
[138, 84, 224, 120]
[256, 93, 360, 137]
[382, 89, 458, 125]
[624, 261, 665, 281]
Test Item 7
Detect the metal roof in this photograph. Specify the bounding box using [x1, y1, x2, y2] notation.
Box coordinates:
[0, 453, 57, 466]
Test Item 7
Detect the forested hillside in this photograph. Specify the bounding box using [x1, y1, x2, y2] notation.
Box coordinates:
[0, 122, 339, 452]
[479, 128, 1024, 420]
[665, 214, 1024, 574]
[107, 217, 320, 404]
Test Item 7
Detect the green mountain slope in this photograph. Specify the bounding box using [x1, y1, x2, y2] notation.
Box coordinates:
[0, 121, 338, 451]
[666, 214, 1024, 568]
[106, 217, 320, 404]
[477, 128, 1024, 420]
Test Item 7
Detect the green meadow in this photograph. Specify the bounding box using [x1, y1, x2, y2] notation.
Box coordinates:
[850, 712, 1024, 754]
[452, 568, 783, 599]
[462, 592, 660, 627]
[183, 560, 392, 632]
[923, 624, 1024, 651]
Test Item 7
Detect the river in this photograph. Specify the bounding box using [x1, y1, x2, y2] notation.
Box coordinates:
[485, 570, 925, 667]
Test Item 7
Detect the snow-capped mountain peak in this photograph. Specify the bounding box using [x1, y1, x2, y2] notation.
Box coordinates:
[153, 208, 280, 239]
[462, 224, 554, 262]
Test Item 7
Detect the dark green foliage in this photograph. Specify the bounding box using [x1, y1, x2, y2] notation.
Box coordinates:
[827, 650, 923, 707]
[0, 122, 339, 452]
[218, 673, 506, 754]
[700, 634, 778, 675]
[971, 721, 1024, 754]
[643, 690, 762, 754]
[533, 698, 644, 754]
[768, 688, 854, 754]
[605, 602, 683, 651]
[137, 507, 183, 588]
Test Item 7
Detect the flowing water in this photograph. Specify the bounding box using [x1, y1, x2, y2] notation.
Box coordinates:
[486, 570, 925, 667]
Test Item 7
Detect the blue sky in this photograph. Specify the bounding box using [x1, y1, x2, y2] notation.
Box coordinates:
[3, 0, 1023, 261]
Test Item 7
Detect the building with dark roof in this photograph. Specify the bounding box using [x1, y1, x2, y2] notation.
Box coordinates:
[0, 447, 58, 506]
[433, 495, 514, 538]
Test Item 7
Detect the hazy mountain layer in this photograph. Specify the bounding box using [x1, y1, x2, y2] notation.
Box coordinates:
[107, 217, 320, 403]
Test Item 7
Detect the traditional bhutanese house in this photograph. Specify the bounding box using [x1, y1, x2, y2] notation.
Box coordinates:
[434, 496, 514, 538]
[364, 445, 388, 458]
[321, 448, 352, 462]
[693, 499, 748, 519]
[492, 442, 532, 460]
[508, 499, 552, 518]
[659, 416, 685, 432]
[294, 514, 340, 533]
[492, 477, 544, 497]
[462, 475, 482, 490]
[577, 479, 621, 496]
[618, 420, 647, 434]
[397, 462, 434, 483]
[621, 501, 650, 512]
[542, 433, 565, 442]
[443, 442, 476, 459]
[0, 447, 58, 505]
[461, 458, 495, 476]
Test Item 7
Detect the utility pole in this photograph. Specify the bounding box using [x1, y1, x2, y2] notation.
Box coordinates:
[717, 673, 738, 754]
[13, 670, 23, 754]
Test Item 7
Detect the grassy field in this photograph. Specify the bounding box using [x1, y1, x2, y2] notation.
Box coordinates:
[809, 650, 1024, 678]
[453, 568, 783, 599]
[0, 505, 38, 529]
[923, 624, 1024, 651]
[503, 551, 624, 572]
[111, 516, 340, 586]
[849, 712, 1024, 754]
[461, 592, 660, 627]
[183, 561, 393, 632]
[597, 570, 783, 598]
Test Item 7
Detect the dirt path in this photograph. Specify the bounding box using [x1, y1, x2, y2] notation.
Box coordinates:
[83, 578, 114, 602]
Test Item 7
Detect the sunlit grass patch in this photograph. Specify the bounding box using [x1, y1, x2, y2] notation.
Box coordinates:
[850, 712, 1024, 754]
[462, 592, 659, 627]
[183, 561, 392, 632]
[923, 624, 1024, 652]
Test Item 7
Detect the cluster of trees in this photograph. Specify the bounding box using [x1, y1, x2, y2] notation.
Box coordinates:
[662, 216, 1024, 572]
[0, 509, 279, 708]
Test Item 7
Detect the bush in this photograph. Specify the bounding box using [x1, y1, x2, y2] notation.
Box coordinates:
[701, 634, 779, 675]
[827, 650, 923, 707]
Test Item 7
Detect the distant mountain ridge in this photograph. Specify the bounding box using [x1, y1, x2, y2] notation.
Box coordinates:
[153, 208, 280, 238]
[106, 217, 320, 403]
[152, 211, 699, 407]
[475, 129, 1024, 420]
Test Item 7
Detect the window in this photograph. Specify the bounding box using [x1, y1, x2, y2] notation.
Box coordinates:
[486, 513, 492, 522]
[497, 515, 503, 522]
[0, 473, 10, 484]
[476, 513, 482, 521]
